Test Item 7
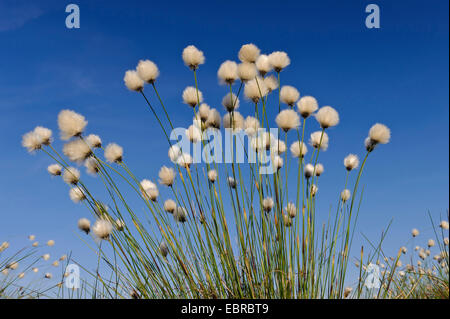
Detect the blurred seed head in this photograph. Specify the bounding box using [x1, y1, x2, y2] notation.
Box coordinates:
[58, 110, 88, 140]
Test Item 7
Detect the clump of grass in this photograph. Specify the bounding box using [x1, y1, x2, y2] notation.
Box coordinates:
[349, 213, 448, 299]
[22, 43, 444, 299]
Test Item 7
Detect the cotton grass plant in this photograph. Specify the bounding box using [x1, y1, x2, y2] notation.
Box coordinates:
[350, 213, 449, 299]
[20, 43, 447, 299]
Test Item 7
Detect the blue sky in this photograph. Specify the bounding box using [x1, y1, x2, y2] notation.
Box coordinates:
[0, 0, 448, 289]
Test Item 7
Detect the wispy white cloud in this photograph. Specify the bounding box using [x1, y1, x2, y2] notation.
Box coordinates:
[0, 0, 46, 32]
[0, 64, 99, 111]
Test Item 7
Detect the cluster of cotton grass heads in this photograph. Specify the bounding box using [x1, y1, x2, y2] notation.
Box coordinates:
[349, 215, 449, 299]
[22, 43, 394, 299]
[0, 235, 72, 298]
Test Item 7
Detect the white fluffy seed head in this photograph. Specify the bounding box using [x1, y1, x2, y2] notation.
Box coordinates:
[124, 70, 144, 92]
[186, 125, 202, 143]
[444, 238, 449, 246]
[273, 154, 283, 170]
[315, 106, 339, 129]
[297, 96, 318, 118]
[238, 43, 260, 63]
[412, 228, 419, 237]
[159, 241, 169, 258]
[309, 131, 329, 150]
[177, 153, 193, 169]
[255, 54, 272, 76]
[244, 77, 267, 103]
[271, 139, 287, 155]
[47, 240, 55, 247]
[223, 112, 244, 132]
[344, 154, 359, 171]
[365, 137, 377, 152]
[222, 92, 240, 112]
[290, 141, 308, 158]
[237, 62, 257, 82]
[283, 214, 292, 227]
[182, 86, 203, 107]
[44, 273, 52, 279]
[286, 202, 296, 218]
[34, 126, 52, 145]
[62, 167, 80, 185]
[47, 164, 62, 176]
[217, 60, 238, 84]
[22, 131, 43, 152]
[304, 163, 315, 179]
[341, 189, 351, 202]
[140, 179, 159, 201]
[42, 254, 50, 261]
[168, 145, 182, 163]
[8, 262, 19, 270]
[207, 169, 218, 183]
[78, 218, 90, 234]
[369, 123, 391, 144]
[263, 197, 274, 212]
[263, 135, 275, 152]
[263, 75, 278, 92]
[206, 108, 221, 129]
[280, 86, 300, 106]
[428, 239, 435, 247]
[344, 287, 353, 298]
[244, 116, 260, 136]
[227, 177, 236, 189]
[198, 103, 210, 121]
[57, 110, 88, 140]
[69, 187, 86, 203]
[440, 221, 449, 230]
[85, 158, 100, 175]
[310, 184, 318, 196]
[86, 134, 102, 148]
[0, 242, 9, 253]
[104, 143, 123, 163]
[115, 219, 125, 231]
[182, 45, 205, 70]
[268, 51, 290, 72]
[164, 199, 177, 213]
[314, 163, 324, 176]
[251, 132, 272, 152]
[136, 59, 159, 83]
[158, 166, 175, 186]
[63, 139, 92, 163]
[92, 219, 113, 240]
[174, 206, 187, 223]
[275, 109, 300, 132]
